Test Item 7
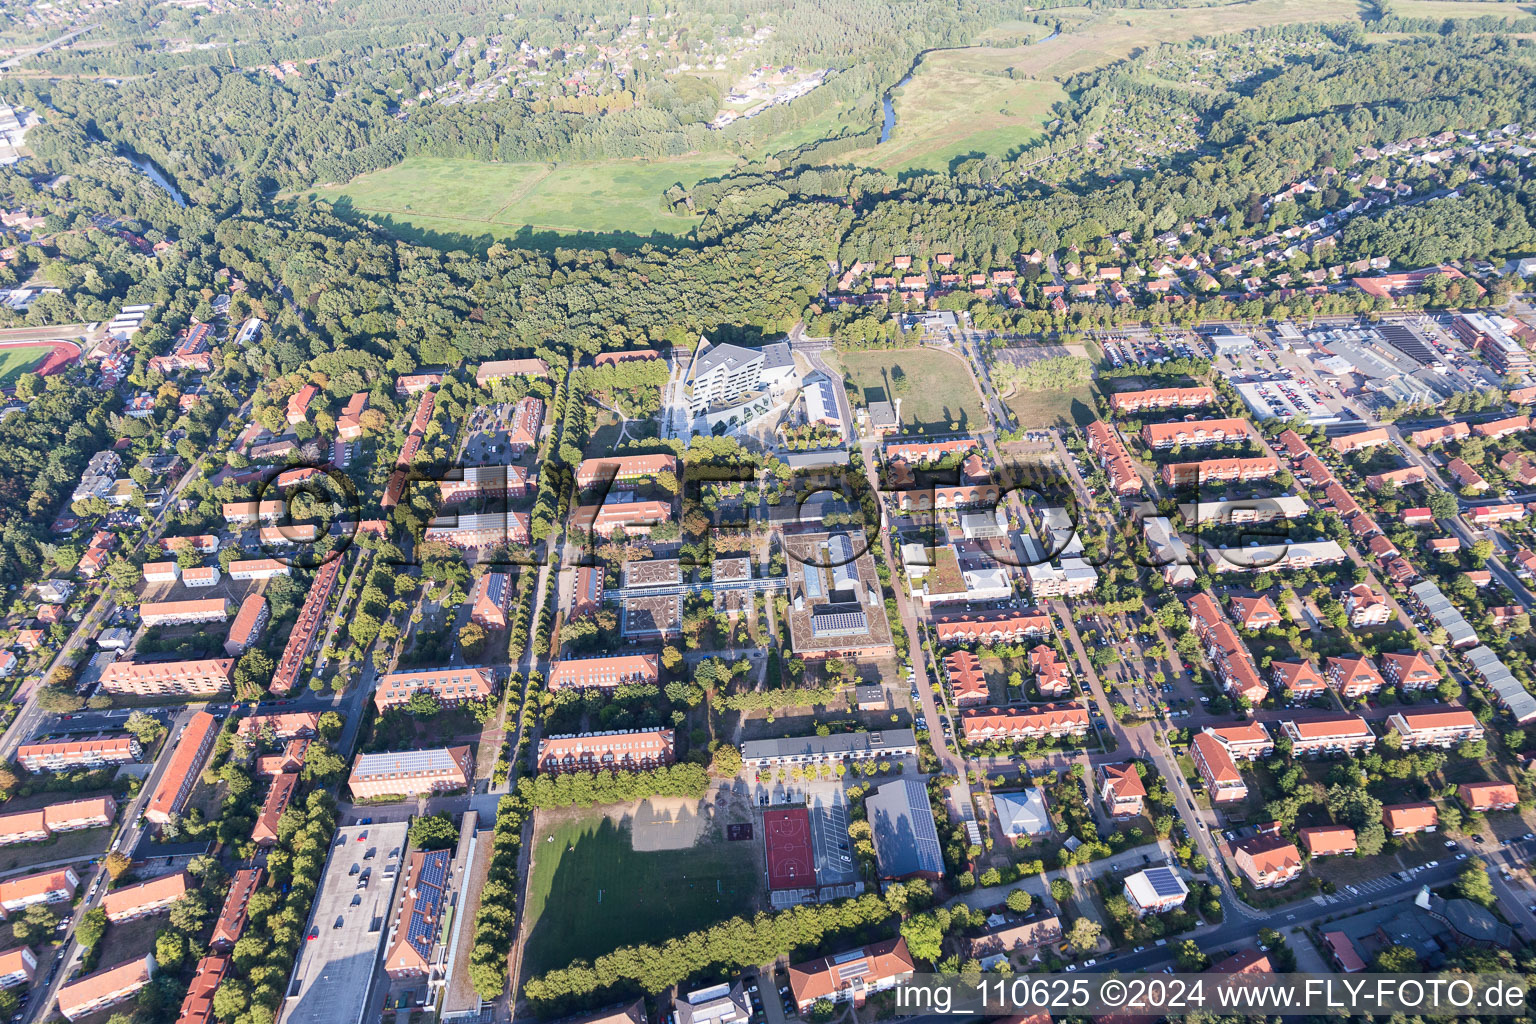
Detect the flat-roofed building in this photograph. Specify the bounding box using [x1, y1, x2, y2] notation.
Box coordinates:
[740, 730, 917, 771]
[225, 594, 269, 657]
[1388, 709, 1483, 748]
[101, 658, 233, 697]
[103, 871, 190, 922]
[374, 666, 496, 714]
[348, 746, 474, 801]
[1281, 715, 1375, 757]
[1123, 866, 1189, 916]
[57, 955, 155, 1021]
[145, 712, 220, 824]
[17, 735, 140, 772]
[536, 730, 675, 774]
[139, 598, 232, 627]
[468, 572, 510, 629]
[547, 653, 658, 691]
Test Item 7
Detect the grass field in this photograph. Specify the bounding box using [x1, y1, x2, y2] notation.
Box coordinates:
[858, 70, 1064, 174]
[304, 154, 742, 245]
[829, 348, 987, 435]
[521, 807, 761, 975]
[0, 345, 51, 385]
[927, 0, 1350, 80]
[1004, 386, 1099, 430]
[1389, 0, 1533, 16]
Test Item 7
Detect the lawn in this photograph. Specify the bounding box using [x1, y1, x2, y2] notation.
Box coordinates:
[0, 826, 111, 874]
[828, 348, 987, 435]
[304, 154, 742, 246]
[851, 70, 1065, 174]
[0, 345, 51, 386]
[1389, 0, 1534, 17]
[522, 807, 761, 975]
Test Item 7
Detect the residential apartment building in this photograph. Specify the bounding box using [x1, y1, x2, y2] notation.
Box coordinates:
[1085, 420, 1142, 496]
[1388, 709, 1483, 748]
[145, 711, 219, 825]
[16, 735, 140, 772]
[960, 705, 1091, 743]
[570, 496, 673, 538]
[574, 453, 680, 489]
[102, 871, 190, 922]
[739, 730, 917, 771]
[236, 712, 319, 741]
[176, 956, 228, 1024]
[437, 464, 530, 504]
[1191, 732, 1248, 803]
[1108, 386, 1215, 414]
[1299, 826, 1357, 857]
[1280, 716, 1375, 756]
[225, 594, 270, 657]
[0, 868, 77, 918]
[1232, 836, 1303, 889]
[1325, 656, 1386, 699]
[347, 746, 474, 801]
[1344, 584, 1391, 627]
[0, 947, 36, 989]
[251, 773, 298, 847]
[1379, 651, 1441, 691]
[373, 666, 497, 714]
[932, 610, 1051, 644]
[1140, 418, 1252, 449]
[469, 572, 511, 629]
[547, 653, 659, 692]
[536, 730, 676, 774]
[1458, 781, 1518, 812]
[1098, 763, 1145, 818]
[138, 598, 232, 628]
[227, 558, 291, 581]
[211, 868, 262, 951]
[1160, 456, 1279, 487]
[100, 658, 234, 697]
[56, 956, 155, 1021]
[1383, 802, 1439, 836]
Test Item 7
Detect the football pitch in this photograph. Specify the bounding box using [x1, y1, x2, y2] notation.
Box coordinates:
[520, 805, 762, 975]
[0, 344, 52, 385]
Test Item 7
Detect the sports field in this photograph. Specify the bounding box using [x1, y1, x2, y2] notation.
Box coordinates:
[521, 804, 762, 975]
[829, 348, 988, 436]
[0, 344, 53, 385]
[304, 154, 741, 243]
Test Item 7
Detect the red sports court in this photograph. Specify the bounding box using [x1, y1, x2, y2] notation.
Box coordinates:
[763, 807, 817, 891]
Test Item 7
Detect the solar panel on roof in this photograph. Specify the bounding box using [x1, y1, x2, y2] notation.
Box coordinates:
[1145, 867, 1185, 898]
[810, 610, 866, 637]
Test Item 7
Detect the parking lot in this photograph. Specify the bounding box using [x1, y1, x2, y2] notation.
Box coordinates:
[807, 790, 856, 886]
